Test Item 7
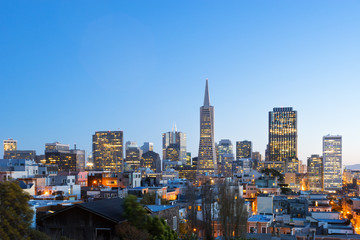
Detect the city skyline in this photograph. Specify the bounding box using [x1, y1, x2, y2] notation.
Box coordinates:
[1, 1, 360, 165]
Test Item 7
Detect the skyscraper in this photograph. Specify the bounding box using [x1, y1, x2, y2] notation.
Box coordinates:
[323, 135, 342, 191]
[307, 154, 323, 192]
[236, 140, 252, 159]
[197, 79, 217, 175]
[141, 151, 162, 173]
[140, 142, 154, 154]
[92, 131, 123, 172]
[125, 141, 142, 170]
[162, 125, 187, 163]
[268, 107, 297, 163]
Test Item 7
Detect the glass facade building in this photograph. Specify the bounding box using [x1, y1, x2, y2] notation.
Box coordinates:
[268, 107, 297, 167]
[141, 151, 162, 173]
[162, 126, 187, 163]
[307, 154, 323, 192]
[323, 135, 342, 191]
[125, 141, 141, 170]
[197, 79, 217, 175]
[92, 131, 123, 172]
[236, 140, 252, 160]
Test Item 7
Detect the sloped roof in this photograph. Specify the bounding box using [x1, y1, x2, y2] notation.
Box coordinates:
[41, 198, 126, 223]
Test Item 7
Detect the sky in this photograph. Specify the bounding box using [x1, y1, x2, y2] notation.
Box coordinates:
[1, 1, 360, 165]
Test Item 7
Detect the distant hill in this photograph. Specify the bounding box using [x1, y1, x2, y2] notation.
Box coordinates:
[345, 164, 360, 170]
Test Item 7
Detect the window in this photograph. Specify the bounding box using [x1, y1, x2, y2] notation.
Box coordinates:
[262, 227, 266, 233]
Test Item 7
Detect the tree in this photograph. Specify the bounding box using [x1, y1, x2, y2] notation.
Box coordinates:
[0, 181, 34, 240]
[140, 192, 169, 205]
[201, 181, 215, 240]
[115, 222, 149, 240]
[184, 183, 198, 236]
[123, 194, 148, 229]
[218, 181, 248, 240]
[120, 195, 178, 240]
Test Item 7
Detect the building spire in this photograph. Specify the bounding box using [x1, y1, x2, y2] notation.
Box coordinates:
[203, 78, 210, 107]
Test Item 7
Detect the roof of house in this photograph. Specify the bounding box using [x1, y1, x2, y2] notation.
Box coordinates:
[41, 198, 126, 223]
[78, 198, 126, 222]
[145, 204, 177, 213]
[248, 214, 273, 223]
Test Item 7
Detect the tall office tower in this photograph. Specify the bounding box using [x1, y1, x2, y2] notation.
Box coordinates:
[4, 150, 36, 160]
[162, 125, 187, 163]
[141, 151, 162, 173]
[217, 139, 234, 165]
[140, 142, 154, 154]
[197, 79, 217, 175]
[125, 141, 142, 170]
[307, 154, 323, 192]
[323, 135, 342, 191]
[45, 142, 85, 172]
[92, 131, 123, 172]
[165, 143, 180, 162]
[268, 107, 297, 163]
[236, 140, 252, 159]
[3, 138, 17, 154]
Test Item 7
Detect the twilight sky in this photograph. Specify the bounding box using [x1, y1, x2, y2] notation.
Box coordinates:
[1, 1, 360, 165]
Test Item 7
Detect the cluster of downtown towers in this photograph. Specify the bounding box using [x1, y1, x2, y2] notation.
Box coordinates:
[88, 80, 342, 192]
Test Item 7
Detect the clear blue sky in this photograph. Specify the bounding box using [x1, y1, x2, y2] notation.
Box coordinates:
[1, 1, 360, 165]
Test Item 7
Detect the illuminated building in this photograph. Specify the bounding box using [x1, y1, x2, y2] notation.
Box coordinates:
[252, 152, 262, 161]
[307, 154, 323, 192]
[125, 141, 141, 170]
[284, 158, 300, 173]
[92, 131, 123, 172]
[197, 79, 217, 175]
[141, 151, 162, 173]
[3, 138, 17, 153]
[162, 125, 187, 163]
[217, 139, 233, 161]
[323, 135, 342, 191]
[236, 140, 252, 160]
[165, 143, 180, 162]
[4, 150, 36, 160]
[45, 142, 85, 172]
[186, 152, 192, 165]
[72, 147, 86, 172]
[140, 142, 154, 154]
[174, 165, 197, 181]
[268, 107, 297, 171]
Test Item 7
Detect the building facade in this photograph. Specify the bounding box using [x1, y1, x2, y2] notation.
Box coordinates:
[307, 154, 323, 192]
[45, 142, 85, 172]
[323, 135, 342, 191]
[125, 141, 141, 170]
[162, 126, 186, 163]
[268, 107, 297, 170]
[4, 150, 36, 160]
[197, 79, 217, 175]
[140, 142, 154, 154]
[3, 138, 17, 154]
[236, 140, 252, 160]
[141, 151, 162, 173]
[92, 131, 123, 172]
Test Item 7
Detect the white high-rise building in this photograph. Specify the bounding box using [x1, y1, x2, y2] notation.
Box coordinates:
[323, 135, 342, 191]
